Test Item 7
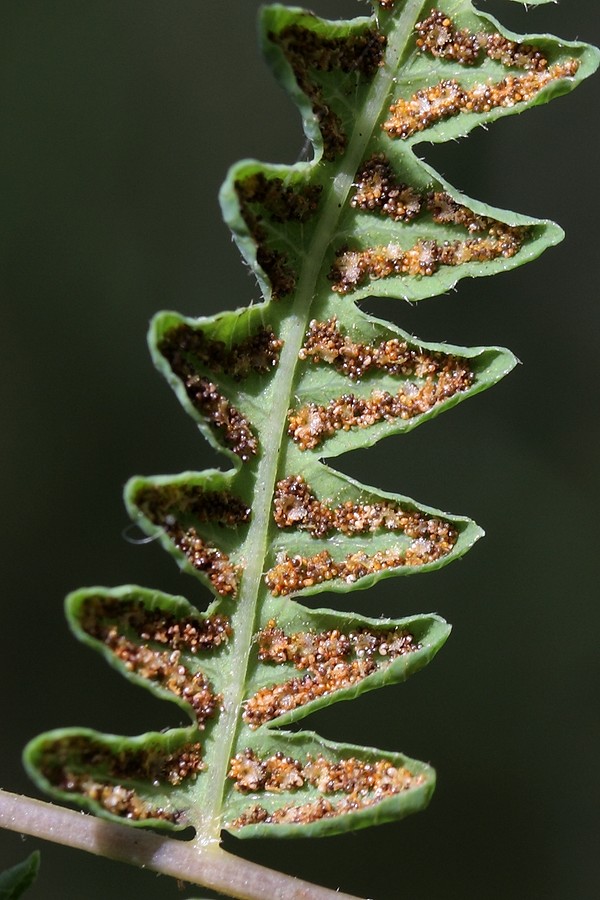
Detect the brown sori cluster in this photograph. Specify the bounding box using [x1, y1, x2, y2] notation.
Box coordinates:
[415, 9, 548, 71]
[236, 172, 322, 224]
[329, 227, 526, 293]
[300, 316, 469, 381]
[269, 25, 386, 160]
[383, 60, 579, 140]
[427, 190, 498, 233]
[37, 735, 204, 790]
[351, 154, 422, 221]
[158, 323, 283, 381]
[243, 657, 375, 727]
[156, 336, 258, 459]
[235, 173, 323, 298]
[265, 537, 456, 598]
[169, 524, 240, 597]
[80, 615, 220, 726]
[244, 619, 419, 726]
[229, 752, 423, 828]
[273, 475, 456, 543]
[78, 596, 231, 655]
[134, 483, 251, 529]
[228, 749, 305, 793]
[47, 773, 182, 824]
[257, 620, 418, 667]
[132, 484, 247, 595]
[288, 359, 474, 450]
[183, 374, 257, 460]
[351, 154, 515, 236]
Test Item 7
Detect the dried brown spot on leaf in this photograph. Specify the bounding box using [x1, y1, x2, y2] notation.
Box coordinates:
[158, 323, 283, 380]
[244, 622, 418, 725]
[274, 475, 456, 542]
[229, 753, 424, 827]
[416, 9, 549, 70]
[300, 316, 469, 381]
[288, 357, 473, 450]
[269, 24, 386, 160]
[330, 226, 527, 293]
[134, 483, 250, 529]
[351, 154, 423, 221]
[265, 538, 456, 598]
[80, 613, 220, 726]
[78, 596, 231, 655]
[36, 735, 204, 789]
[383, 60, 579, 139]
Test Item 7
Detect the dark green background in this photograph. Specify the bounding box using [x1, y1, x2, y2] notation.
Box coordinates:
[1, 2, 598, 898]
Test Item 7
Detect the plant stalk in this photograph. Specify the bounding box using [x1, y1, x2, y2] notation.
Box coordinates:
[0, 789, 367, 900]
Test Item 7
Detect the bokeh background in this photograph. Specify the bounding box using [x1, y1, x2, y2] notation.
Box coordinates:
[1, 1, 598, 897]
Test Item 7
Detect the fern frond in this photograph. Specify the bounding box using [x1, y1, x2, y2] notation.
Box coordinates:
[24, 0, 598, 858]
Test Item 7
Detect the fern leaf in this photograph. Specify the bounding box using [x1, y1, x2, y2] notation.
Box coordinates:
[24, 0, 598, 848]
[0, 853, 40, 900]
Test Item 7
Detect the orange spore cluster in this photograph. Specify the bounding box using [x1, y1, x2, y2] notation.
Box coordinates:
[299, 316, 468, 381]
[243, 620, 419, 727]
[416, 9, 549, 70]
[351, 154, 421, 221]
[229, 751, 423, 828]
[80, 611, 220, 727]
[156, 340, 259, 458]
[243, 656, 374, 727]
[273, 474, 455, 541]
[228, 749, 305, 793]
[383, 60, 579, 140]
[257, 620, 418, 666]
[351, 154, 520, 237]
[172, 525, 240, 597]
[35, 735, 205, 825]
[287, 359, 474, 450]
[265, 531, 455, 597]
[330, 228, 527, 293]
[51, 774, 182, 824]
[186, 376, 258, 459]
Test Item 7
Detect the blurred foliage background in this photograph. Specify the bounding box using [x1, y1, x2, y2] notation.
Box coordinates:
[0, 1, 598, 898]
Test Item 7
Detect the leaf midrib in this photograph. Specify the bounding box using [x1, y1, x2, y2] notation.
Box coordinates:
[193, 0, 426, 844]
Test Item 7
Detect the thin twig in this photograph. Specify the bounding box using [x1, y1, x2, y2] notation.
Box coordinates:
[0, 789, 367, 900]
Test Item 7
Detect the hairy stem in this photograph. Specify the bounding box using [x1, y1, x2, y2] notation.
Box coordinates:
[0, 789, 365, 900]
